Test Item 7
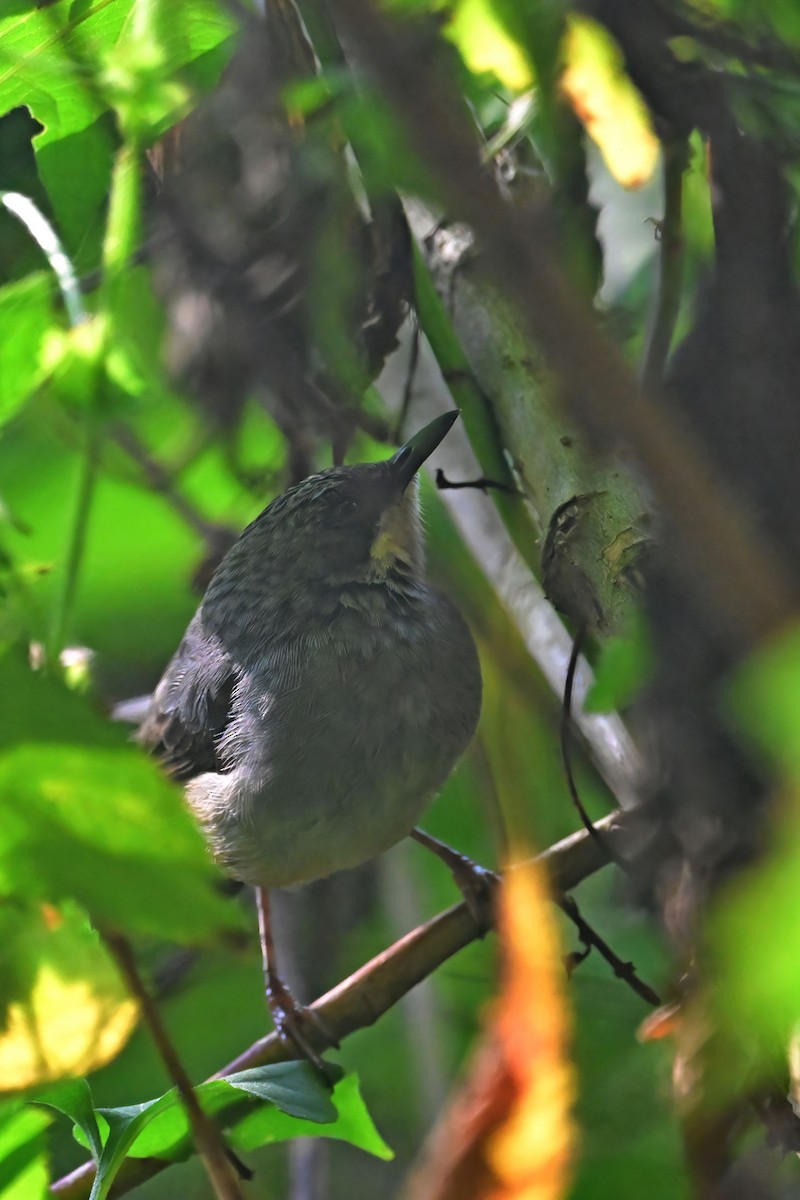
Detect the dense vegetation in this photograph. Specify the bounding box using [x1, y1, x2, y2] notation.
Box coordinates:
[5, 0, 800, 1197]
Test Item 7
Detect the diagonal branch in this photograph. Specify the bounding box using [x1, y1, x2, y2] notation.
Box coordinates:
[327, 0, 797, 648]
[51, 812, 634, 1200]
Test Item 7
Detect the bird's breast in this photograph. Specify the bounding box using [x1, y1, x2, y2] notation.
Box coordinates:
[189, 586, 481, 888]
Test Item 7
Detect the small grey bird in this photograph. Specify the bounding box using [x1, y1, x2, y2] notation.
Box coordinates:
[139, 411, 482, 1055]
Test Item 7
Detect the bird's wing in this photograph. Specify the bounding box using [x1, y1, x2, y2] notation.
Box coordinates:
[137, 612, 238, 782]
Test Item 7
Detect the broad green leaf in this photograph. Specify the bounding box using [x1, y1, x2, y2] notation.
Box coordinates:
[0, 0, 237, 260]
[0, 1102, 50, 1199]
[34, 1078, 102, 1162]
[121, 1062, 340, 1160]
[69, 1067, 391, 1173]
[0, 648, 123, 752]
[100, 0, 237, 147]
[447, 0, 532, 90]
[230, 1072, 393, 1161]
[0, 742, 239, 942]
[224, 1063, 338, 1122]
[0, 274, 53, 427]
[0, 903, 138, 1092]
[90, 1093, 176, 1200]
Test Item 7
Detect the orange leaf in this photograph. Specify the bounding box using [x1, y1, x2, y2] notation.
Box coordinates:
[406, 857, 576, 1200]
[488, 862, 576, 1200]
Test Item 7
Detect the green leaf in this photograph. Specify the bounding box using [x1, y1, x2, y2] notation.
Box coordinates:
[34, 1079, 103, 1163]
[0, 1102, 50, 1199]
[230, 1072, 394, 1161]
[0, 647, 123, 752]
[726, 621, 800, 775]
[703, 623, 800, 1089]
[90, 1093, 177, 1200]
[0, 0, 237, 261]
[0, 274, 53, 426]
[585, 616, 652, 713]
[224, 1063, 339, 1122]
[71, 1066, 390, 1177]
[120, 1063, 340, 1160]
[0, 741, 239, 943]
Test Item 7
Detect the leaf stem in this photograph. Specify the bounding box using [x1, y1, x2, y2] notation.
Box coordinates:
[47, 443, 98, 664]
[102, 930, 247, 1200]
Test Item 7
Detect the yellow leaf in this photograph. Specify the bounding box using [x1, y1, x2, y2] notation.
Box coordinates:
[0, 905, 139, 1091]
[561, 16, 659, 189]
[448, 0, 532, 91]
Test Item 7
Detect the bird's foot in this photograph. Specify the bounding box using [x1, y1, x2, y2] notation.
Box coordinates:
[411, 828, 500, 933]
[266, 972, 340, 1077]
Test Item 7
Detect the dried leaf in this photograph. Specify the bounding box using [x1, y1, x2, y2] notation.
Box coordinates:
[406, 858, 575, 1200]
[488, 862, 575, 1200]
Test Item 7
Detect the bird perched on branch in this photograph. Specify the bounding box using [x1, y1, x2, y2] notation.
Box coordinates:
[138, 410, 482, 1060]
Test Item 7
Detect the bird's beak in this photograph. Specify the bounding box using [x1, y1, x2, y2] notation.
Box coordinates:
[389, 410, 459, 490]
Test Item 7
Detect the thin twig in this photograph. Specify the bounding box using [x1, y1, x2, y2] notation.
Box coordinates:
[642, 137, 688, 388]
[52, 814, 632, 1200]
[561, 625, 633, 875]
[394, 318, 420, 441]
[111, 422, 225, 546]
[558, 894, 661, 1007]
[102, 930, 249, 1200]
[47, 443, 98, 663]
[434, 468, 520, 496]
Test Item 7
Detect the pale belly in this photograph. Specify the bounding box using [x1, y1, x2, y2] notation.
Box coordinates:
[186, 600, 481, 887]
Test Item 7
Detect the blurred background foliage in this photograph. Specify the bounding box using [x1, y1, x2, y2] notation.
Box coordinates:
[4, 0, 800, 1197]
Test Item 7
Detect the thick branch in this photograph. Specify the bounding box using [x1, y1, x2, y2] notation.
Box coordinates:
[416, 210, 647, 637]
[51, 813, 631, 1200]
[329, 0, 797, 647]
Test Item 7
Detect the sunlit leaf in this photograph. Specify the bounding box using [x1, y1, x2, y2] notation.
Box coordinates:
[561, 16, 659, 188]
[0, 275, 53, 427]
[447, 0, 532, 91]
[0, 1102, 50, 1199]
[35, 1078, 103, 1162]
[0, 904, 138, 1092]
[64, 1066, 390, 1194]
[230, 1071, 394, 1161]
[0, 0, 237, 258]
[0, 741, 240, 943]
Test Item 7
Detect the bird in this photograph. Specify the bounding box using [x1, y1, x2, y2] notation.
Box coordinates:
[138, 410, 483, 1060]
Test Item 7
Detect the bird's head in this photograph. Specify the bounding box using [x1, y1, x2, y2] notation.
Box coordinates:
[204, 411, 459, 628]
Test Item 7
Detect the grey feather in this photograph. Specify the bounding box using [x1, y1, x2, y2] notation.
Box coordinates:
[139, 422, 481, 889]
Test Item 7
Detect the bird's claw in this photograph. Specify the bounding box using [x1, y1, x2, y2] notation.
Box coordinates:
[449, 858, 500, 932]
[266, 974, 340, 1079]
